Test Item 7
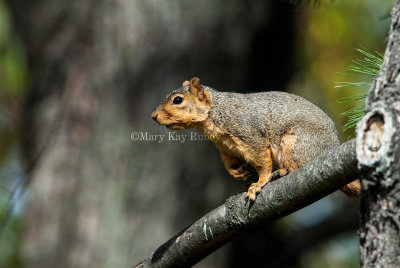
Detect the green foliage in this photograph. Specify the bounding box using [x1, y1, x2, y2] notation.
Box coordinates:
[1, 39, 28, 98]
[0, 0, 27, 266]
[285, 0, 322, 7]
[336, 48, 383, 131]
[0, 201, 21, 268]
[0, 128, 15, 170]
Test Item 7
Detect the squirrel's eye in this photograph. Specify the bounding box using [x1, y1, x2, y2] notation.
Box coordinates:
[172, 96, 184, 105]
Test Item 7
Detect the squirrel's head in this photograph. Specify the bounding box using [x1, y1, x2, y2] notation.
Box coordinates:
[151, 77, 211, 130]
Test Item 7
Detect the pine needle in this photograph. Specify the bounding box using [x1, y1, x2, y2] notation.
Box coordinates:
[335, 47, 383, 132]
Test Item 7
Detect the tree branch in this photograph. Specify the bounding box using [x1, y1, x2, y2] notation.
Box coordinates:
[135, 139, 358, 268]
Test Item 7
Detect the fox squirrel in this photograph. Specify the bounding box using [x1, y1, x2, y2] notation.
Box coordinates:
[151, 77, 360, 201]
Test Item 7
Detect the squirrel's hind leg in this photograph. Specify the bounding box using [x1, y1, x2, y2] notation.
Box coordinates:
[220, 151, 251, 180]
[246, 147, 273, 201]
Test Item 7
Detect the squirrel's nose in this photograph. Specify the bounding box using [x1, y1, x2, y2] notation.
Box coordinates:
[152, 113, 158, 121]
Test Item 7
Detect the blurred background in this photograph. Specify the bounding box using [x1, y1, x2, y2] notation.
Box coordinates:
[0, 0, 392, 267]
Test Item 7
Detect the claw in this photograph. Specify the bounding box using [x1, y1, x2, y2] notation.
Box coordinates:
[246, 183, 262, 201]
[245, 195, 249, 205]
[246, 192, 256, 201]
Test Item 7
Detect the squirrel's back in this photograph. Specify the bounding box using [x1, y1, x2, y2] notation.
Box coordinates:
[208, 89, 340, 167]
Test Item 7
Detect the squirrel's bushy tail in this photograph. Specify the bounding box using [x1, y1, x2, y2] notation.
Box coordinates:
[341, 180, 361, 199]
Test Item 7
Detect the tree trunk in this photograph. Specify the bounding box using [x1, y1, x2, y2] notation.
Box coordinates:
[357, 0, 400, 266]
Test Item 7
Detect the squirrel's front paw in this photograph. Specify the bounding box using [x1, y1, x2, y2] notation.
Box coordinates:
[246, 183, 262, 201]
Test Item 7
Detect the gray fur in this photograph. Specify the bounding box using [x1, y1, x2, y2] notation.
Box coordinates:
[205, 87, 340, 166]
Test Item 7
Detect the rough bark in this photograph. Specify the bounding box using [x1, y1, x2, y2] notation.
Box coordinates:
[135, 139, 359, 268]
[357, 0, 400, 267]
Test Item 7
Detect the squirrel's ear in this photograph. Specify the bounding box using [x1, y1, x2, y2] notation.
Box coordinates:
[189, 77, 209, 102]
[182, 80, 190, 87]
[189, 77, 200, 90]
[188, 77, 202, 95]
